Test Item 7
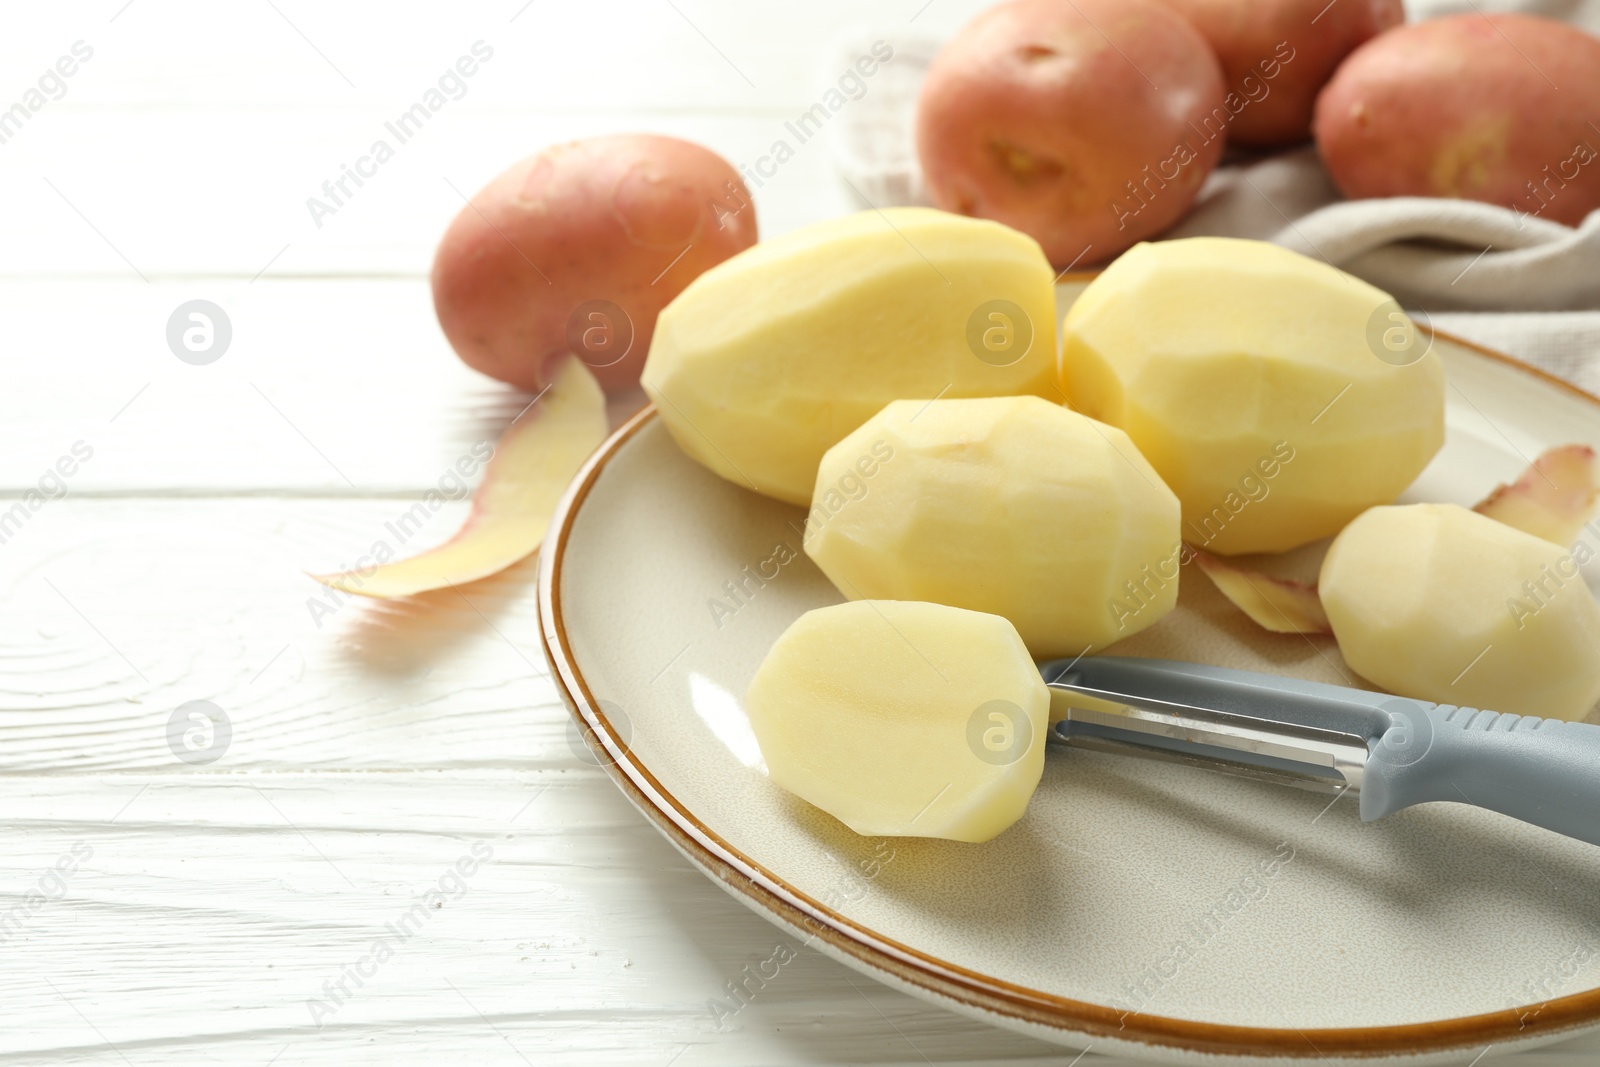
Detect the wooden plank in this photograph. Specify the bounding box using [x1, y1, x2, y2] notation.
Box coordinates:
[0, 4, 983, 279]
[0, 110, 862, 277]
[0, 499, 555, 771]
[3, 0, 982, 112]
[0, 770, 1115, 1065]
[0, 280, 644, 495]
[0, 280, 516, 494]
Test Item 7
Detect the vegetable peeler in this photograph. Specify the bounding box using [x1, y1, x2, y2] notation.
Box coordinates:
[1042, 656, 1600, 847]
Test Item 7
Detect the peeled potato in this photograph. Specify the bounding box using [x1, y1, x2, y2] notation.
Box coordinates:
[1061, 237, 1445, 555]
[1320, 503, 1600, 721]
[432, 134, 757, 392]
[915, 0, 1227, 264]
[805, 396, 1181, 657]
[643, 207, 1058, 505]
[745, 600, 1050, 842]
[1314, 14, 1600, 226]
[1151, 0, 1401, 147]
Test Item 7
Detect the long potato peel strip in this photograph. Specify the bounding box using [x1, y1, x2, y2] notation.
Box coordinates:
[1191, 548, 1332, 635]
[1473, 444, 1599, 547]
[314, 356, 607, 598]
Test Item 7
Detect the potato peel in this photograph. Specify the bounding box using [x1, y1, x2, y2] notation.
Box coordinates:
[1191, 548, 1332, 635]
[314, 356, 607, 599]
[1473, 444, 1599, 548]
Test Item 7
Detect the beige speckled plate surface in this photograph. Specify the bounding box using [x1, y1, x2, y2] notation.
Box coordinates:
[538, 290, 1600, 1065]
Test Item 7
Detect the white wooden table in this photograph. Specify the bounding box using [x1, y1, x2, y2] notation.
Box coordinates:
[5, 2, 1599, 1063]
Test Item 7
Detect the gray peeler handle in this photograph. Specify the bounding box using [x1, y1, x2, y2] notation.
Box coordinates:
[1363, 699, 1600, 846]
[1045, 657, 1600, 847]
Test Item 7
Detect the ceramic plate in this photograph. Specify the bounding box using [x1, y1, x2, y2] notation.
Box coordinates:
[538, 289, 1600, 1065]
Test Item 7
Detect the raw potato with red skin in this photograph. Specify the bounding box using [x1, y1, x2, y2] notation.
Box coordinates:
[1314, 14, 1600, 226]
[915, 0, 1228, 265]
[432, 134, 758, 392]
[1150, 0, 1401, 147]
